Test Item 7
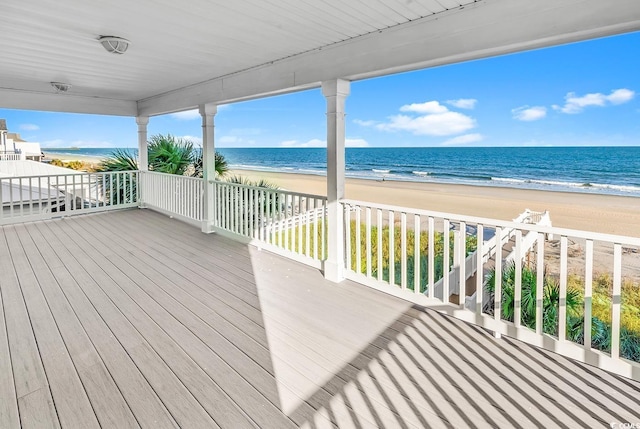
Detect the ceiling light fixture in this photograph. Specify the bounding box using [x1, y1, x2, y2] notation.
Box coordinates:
[51, 82, 72, 93]
[98, 36, 130, 54]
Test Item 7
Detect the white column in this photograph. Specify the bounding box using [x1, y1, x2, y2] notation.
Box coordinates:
[322, 79, 350, 282]
[200, 103, 217, 233]
[136, 116, 149, 207]
[136, 116, 149, 171]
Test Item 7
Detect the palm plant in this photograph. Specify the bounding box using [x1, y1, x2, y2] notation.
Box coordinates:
[147, 134, 193, 175]
[485, 262, 582, 336]
[97, 148, 138, 171]
[191, 151, 229, 178]
[96, 148, 138, 204]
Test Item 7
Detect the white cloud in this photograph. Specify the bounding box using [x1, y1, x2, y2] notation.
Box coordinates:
[216, 135, 257, 147]
[512, 106, 547, 121]
[442, 133, 484, 146]
[181, 135, 203, 145]
[41, 139, 65, 148]
[345, 138, 369, 148]
[170, 109, 201, 120]
[376, 112, 476, 136]
[554, 88, 635, 114]
[20, 123, 40, 131]
[280, 138, 369, 148]
[447, 99, 477, 109]
[607, 88, 635, 104]
[356, 99, 477, 137]
[399, 101, 449, 114]
[219, 136, 239, 144]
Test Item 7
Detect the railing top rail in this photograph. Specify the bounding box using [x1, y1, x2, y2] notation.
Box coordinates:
[341, 198, 640, 246]
[211, 179, 327, 201]
[141, 170, 203, 182]
[0, 170, 138, 180]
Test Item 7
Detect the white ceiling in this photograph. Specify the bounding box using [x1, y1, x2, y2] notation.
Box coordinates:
[1, 0, 639, 117]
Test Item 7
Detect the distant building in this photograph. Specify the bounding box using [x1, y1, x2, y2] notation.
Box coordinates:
[0, 119, 42, 160]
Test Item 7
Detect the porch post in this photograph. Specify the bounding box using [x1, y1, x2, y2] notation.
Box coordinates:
[200, 103, 217, 233]
[136, 116, 149, 208]
[136, 116, 149, 171]
[322, 79, 350, 282]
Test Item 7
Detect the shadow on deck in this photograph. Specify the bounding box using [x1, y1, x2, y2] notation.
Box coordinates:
[0, 209, 638, 428]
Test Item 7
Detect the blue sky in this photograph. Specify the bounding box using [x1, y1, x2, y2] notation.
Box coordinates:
[2, 31, 639, 149]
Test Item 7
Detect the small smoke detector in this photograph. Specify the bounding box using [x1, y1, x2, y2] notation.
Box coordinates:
[51, 82, 72, 93]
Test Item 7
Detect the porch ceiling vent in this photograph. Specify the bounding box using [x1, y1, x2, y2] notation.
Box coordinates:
[98, 36, 130, 54]
[50, 82, 72, 93]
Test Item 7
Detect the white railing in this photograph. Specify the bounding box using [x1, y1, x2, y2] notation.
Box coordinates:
[213, 180, 327, 266]
[0, 152, 25, 161]
[0, 171, 139, 225]
[140, 171, 203, 225]
[340, 199, 640, 381]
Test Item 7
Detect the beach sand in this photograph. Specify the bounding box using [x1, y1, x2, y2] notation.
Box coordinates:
[42, 152, 104, 165]
[229, 169, 640, 237]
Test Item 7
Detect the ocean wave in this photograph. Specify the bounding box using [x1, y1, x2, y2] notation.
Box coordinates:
[492, 177, 640, 193]
[412, 171, 431, 176]
[372, 169, 390, 173]
[431, 172, 493, 181]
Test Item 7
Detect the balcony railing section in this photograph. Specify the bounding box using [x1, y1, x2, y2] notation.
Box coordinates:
[0, 170, 138, 225]
[0, 152, 25, 161]
[340, 199, 640, 380]
[140, 171, 203, 226]
[213, 180, 327, 266]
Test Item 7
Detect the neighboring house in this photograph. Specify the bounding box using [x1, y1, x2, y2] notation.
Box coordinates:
[0, 119, 42, 160]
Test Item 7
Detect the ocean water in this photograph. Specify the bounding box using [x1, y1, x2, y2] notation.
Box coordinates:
[45, 146, 640, 197]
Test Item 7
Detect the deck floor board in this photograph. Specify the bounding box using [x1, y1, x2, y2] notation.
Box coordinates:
[0, 208, 638, 428]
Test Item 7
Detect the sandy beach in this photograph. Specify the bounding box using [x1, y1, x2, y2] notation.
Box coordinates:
[43, 152, 103, 165]
[229, 169, 640, 237]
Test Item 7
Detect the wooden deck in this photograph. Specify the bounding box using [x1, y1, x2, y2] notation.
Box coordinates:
[0, 208, 639, 428]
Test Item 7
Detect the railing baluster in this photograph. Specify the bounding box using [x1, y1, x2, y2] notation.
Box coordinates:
[389, 210, 395, 286]
[584, 239, 593, 350]
[306, 198, 311, 257]
[366, 207, 372, 278]
[536, 232, 545, 334]
[38, 176, 43, 214]
[28, 177, 33, 215]
[514, 229, 523, 328]
[401, 212, 407, 290]
[414, 214, 420, 294]
[494, 226, 503, 323]
[19, 177, 24, 217]
[345, 203, 352, 271]
[312, 199, 318, 259]
[459, 221, 466, 306]
[355, 206, 362, 274]
[9, 178, 15, 218]
[298, 197, 304, 254]
[321, 200, 326, 260]
[475, 224, 484, 312]
[558, 236, 568, 341]
[611, 243, 622, 359]
[428, 216, 434, 298]
[443, 219, 450, 302]
[377, 209, 383, 282]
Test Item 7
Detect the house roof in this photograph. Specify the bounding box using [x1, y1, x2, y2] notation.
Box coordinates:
[1, 0, 639, 117]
